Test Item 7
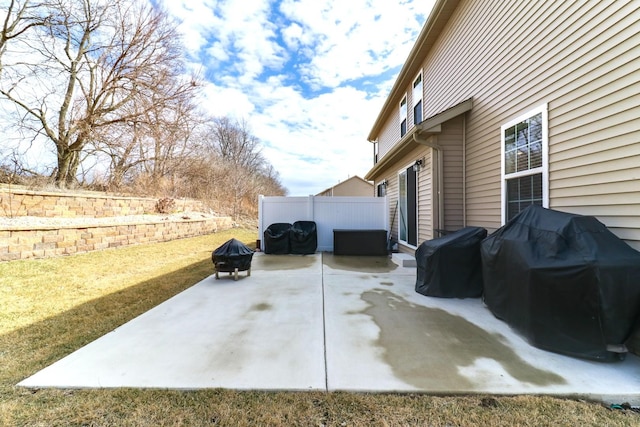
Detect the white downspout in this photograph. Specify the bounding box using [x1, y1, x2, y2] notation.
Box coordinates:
[413, 133, 444, 234]
[462, 114, 467, 227]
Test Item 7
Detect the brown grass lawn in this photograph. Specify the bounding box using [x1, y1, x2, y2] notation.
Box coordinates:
[0, 228, 637, 426]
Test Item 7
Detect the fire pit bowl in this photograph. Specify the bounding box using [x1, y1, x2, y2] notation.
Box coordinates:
[212, 238, 254, 281]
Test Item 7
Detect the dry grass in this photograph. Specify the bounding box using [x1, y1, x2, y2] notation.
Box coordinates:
[0, 229, 637, 426]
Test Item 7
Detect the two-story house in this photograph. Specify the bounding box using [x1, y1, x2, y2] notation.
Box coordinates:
[365, 0, 640, 253]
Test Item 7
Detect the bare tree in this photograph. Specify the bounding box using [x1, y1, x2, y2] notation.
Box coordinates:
[208, 116, 265, 169]
[0, 0, 190, 188]
[1, 1, 288, 220]
[201, 116, 286, 219]
[92, 75, 201, 191]
[0, 0, 50, 73]
[138, 89, 201, 186]
[204, 117, 258, 218]
[255, 163, 287, 196]
[90, 118, 141, 189]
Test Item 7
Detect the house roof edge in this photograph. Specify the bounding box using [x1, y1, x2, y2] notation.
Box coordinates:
[366, 0, 461, 142]
[365, 97, 473, 180]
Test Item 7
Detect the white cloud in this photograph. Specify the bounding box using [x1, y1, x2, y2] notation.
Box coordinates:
[162, 0, 287, 83]
[162, 1, 220, 55]
[278, 0, 432, 88]
[281, 22, 307, 51]
[157, 0, 436, 196]
[206, 41, 230, 64]
[197, 83, 256, 118]
[249, 85, 387, 195]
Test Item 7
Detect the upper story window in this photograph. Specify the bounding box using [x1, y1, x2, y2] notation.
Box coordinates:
[501, 104, 549, 223]
[400, 96, 407, 137]
[373, 141, 379, 164]
[413, 73, 423, 125]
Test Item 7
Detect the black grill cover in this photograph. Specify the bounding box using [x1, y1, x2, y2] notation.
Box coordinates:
[264, 223, 291, 254]
[212, 238, 254, 271]
[481, 205, 640, 361]
[415, 226, 487, 298]
[290, 221, 317, 254]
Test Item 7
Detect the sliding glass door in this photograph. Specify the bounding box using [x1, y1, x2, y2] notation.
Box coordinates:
[399, 166, 417, 246]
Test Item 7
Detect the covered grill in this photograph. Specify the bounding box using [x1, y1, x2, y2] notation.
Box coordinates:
[481, 205, 640, 361]
[212, 238, 254, 281]
[415, 226, 487, 298]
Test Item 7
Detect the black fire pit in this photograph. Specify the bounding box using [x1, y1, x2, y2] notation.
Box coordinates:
[211, 238, 254, 281]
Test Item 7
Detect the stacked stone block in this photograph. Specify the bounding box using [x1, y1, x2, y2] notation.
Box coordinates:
[1, 217, 233, 261]
[0, 187, 231, 261]
[0, 187, 208, 218]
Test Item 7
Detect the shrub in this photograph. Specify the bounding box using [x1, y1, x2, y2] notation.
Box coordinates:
[155, 197, 176, 214]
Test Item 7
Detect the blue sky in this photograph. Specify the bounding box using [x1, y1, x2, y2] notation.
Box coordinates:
[158, 0, 436, 196]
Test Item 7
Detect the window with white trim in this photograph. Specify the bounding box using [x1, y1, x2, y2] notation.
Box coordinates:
[400, 96, 407, 137]
[501, 104, 549, 223]
[373, 141, 379, 164]
[412, 73, 423, 125]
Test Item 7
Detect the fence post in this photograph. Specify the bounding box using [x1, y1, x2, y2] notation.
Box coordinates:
[257, 195, 264, 250]
[384, 195, 390, 232]
[307, 195, 315, 221]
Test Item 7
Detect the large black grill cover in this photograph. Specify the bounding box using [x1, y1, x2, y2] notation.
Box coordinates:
[290, 221, 317, 254]
[415, 226, 487, 298]
[212, 238, 254, 271]
[481, 205, 640, 361]
[264, 223, 291, 254]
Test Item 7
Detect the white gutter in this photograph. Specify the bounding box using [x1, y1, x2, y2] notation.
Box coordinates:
[462, 113, 466, 227]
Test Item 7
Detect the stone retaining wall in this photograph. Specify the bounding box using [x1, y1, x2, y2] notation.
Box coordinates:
[0, 186, 207, 218]
[1, 216, 233, 261]
[0, 186, 233, 261]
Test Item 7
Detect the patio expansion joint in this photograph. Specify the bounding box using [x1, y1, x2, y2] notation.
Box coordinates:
[321, 252, 329, 391]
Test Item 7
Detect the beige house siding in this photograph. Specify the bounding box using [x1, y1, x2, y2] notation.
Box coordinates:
[439, 116, 465, 232]
[369, 0, 640, 250]
[371, 147, 433, 254]
[432, 1, 640, 245]
[416, 149, 432, 246]
[377, 105, 402, 158]
[373, 116, 466, 253]
[383, 174, 400, 247]
[394, 148, 433, 254]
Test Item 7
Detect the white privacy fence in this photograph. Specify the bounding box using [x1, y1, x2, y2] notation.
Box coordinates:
[258, 195, 389, 252]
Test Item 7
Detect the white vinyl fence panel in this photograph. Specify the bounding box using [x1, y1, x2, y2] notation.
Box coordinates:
[258, 195, 389, 252]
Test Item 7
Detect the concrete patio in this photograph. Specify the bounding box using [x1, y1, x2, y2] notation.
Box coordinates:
[19, 253, 640, 404]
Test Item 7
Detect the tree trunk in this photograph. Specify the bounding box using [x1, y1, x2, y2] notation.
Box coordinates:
[55, 149, 79, 188]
